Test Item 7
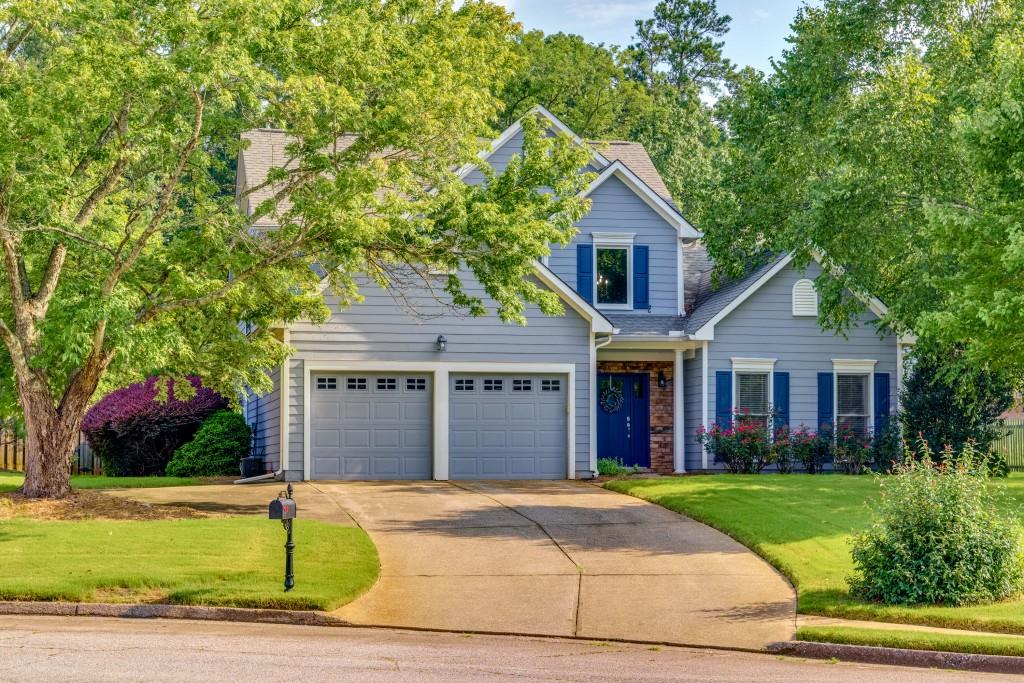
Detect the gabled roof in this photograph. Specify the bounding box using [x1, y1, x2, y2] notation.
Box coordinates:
[686, 254, 792, 338]
[592, 140, 672, 201]
[582, 161, 701, 240]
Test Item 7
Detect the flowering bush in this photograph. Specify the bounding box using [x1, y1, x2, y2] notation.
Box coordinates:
[82, 376, 228, 476]
[771, 426, 795, 473]
[849, 440, 1024, 606]
[788, 426, 828, 473]
[697, 410, 774, 473]
[833, 425, 873, 474]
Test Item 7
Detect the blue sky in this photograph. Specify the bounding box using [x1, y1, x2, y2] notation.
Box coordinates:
[491, 0, 815, 73]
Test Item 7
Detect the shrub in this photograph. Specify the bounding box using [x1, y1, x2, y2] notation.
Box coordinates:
[82, 377, 228, 476]
[901, 342, 1014, 456]
[597, 457, 626, 476]
[986, 450, 1011, 478]
[166, 410, 252, 477]
[849, 441, 1024, 606]
[833, 425, 873, 475]
[772, 426, 795, 473]
[790, 426, 827, 473]
[870, 417, 905, 472]
[697, 413, 775, 474]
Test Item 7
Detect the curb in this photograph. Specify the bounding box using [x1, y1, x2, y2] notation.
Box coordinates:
[0, 601, 350, 627]
[769, 640, 1024, 675]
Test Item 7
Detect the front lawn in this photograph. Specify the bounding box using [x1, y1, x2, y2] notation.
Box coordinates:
[0, 516, 378, 610]
[606, 474, 1024, 634]
[798, 625, 1024, 658]
[0, 472, 214, 493]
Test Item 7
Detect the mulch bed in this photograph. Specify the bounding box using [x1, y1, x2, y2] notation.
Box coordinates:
[0, 490, 208, 521]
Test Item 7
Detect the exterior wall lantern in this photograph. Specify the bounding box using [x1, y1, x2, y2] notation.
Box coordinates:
[268, 483, 297, 592]
[435, 335, 447, 352]
[657, 370, 669, 389]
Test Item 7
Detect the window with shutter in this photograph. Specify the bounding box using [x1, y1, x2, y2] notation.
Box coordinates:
[792, 279, 818, 316]
[837, 374, 870, 436]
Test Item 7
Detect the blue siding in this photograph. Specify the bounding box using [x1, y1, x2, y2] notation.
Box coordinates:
[245, 365, 280, 472]
[703, 261, 898, 469]
[549, 175, 679, 315]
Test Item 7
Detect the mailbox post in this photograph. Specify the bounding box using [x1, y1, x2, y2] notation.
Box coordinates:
[268, 483, 297, 592]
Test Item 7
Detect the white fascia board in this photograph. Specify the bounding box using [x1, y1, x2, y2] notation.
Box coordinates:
[456, 104, 608, 180]
[581, 161, 702, 240]
[531, 260, 615, 334]
[689, 253, 795, 341]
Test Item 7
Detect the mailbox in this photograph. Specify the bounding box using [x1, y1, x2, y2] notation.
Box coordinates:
[269, 494, 297, 520]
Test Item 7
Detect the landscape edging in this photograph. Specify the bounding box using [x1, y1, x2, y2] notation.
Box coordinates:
[769, 639, 1024, 675]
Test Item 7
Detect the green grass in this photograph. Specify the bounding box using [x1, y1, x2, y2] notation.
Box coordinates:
[0, 516, 378, 610]
[798, 625, 1024, 657]
[0, 471, 212, 493]
[606, 474, 1024, 634]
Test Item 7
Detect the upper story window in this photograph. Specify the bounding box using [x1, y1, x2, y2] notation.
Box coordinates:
[792, 279, 818, 317]
[592, 232, 634, 309]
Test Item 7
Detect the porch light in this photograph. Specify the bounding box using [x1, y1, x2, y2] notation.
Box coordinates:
[658, 370, 668, 389]
[435, 335, 447, 352]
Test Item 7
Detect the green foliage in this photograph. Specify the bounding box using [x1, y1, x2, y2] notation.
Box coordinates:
[0, 0, 593, 421]
[798, 625, 1024, 658]
[706, 0, 1024, 379]
[166, 410, 251, 478]
[849, 442, 1024, 606]
[788, 426, 829, 474]
[833, 426, 873, 475]
[902, 342, 1015, 456]
[596, 457, 626, 476]
[697, 417, 775, 473]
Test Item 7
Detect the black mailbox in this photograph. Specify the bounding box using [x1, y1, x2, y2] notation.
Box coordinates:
[269, 495, 297, 520]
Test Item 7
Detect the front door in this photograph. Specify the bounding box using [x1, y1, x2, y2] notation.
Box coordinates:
[596, 373, 650, 468]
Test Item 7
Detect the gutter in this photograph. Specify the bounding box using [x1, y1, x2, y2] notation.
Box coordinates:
[234, 470, 284, 485]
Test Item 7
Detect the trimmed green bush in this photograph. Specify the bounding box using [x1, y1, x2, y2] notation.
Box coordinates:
[166, 410, 252, 477]
[849, 441, 1024, 606]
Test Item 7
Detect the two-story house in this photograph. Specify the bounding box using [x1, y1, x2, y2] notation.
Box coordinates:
[240, 106, 910, 481]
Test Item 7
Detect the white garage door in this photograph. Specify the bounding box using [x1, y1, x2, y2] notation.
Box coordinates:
[310, 374, 432, 480]
[448, 374, 568, 479]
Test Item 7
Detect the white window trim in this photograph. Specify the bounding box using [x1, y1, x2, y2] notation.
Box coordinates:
[592, 234, 634, 310]
[731, 358, 776, 430]
[832, 359, 876, 434]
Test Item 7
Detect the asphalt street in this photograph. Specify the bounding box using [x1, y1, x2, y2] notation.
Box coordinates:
[0, 615, 1010, 682]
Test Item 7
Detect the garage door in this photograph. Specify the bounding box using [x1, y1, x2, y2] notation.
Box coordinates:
[310, 373, 432, 480]
[449, 374, 568, 479]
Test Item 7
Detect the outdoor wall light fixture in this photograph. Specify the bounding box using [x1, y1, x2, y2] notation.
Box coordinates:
[435, 335, 447, 352]
[658, 370, 668, 389]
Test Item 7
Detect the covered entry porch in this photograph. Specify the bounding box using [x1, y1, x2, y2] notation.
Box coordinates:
[595, 339, 700, 474]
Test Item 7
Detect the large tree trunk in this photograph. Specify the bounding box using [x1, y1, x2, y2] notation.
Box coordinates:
[18, 384, 86, 499]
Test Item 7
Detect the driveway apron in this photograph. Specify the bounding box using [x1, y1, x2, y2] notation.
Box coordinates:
[318, 480, 795, 650]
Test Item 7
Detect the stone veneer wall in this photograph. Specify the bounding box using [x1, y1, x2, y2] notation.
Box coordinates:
[596, 360, 675, 474]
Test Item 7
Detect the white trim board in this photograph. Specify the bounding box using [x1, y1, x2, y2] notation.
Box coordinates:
[299, 360, 577, 482]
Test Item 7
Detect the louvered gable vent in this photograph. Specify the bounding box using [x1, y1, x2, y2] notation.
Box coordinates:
[792, 279, 818, 317]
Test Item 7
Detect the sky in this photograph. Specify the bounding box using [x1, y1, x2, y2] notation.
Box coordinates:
[490, 0, 816, 74]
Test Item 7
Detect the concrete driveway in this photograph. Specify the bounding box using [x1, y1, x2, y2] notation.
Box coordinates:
[313, 480, 795, 651]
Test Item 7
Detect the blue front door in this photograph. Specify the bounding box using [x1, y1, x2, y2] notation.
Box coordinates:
[596, 373, 650, 468]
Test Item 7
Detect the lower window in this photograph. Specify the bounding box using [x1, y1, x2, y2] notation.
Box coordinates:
[735, 372, 770, 430]
[837, 374, 870, 435]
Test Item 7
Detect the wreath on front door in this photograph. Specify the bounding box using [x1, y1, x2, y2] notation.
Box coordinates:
[599, 384, 625, 413]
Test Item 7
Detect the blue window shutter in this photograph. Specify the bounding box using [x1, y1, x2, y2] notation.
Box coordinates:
[817, 372, 834, 432]
[715, 371, 732, 428]
[773, 372, 790, 432]
[633, 245, 649, 310]
[576, 244, 593, 304]
[874, 373, 891, 436]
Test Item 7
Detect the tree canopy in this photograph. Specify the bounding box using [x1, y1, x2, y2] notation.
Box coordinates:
[705, 0, 1024, 380]
[0, 0, 593, 496]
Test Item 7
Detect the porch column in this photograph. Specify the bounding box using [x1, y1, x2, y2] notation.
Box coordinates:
[673, 349, 686, 473]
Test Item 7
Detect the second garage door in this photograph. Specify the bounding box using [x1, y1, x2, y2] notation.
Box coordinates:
[310, 374, 432, 480]
[449, 374, 568, 479]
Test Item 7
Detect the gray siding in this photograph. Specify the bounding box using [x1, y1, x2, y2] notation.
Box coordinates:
[549, 174, 679, 315]
[245, 366, 280, 472]
[464, 128, 526, 185]
[283, 271, 592, 479]
[683, 348, 705, 471]
[703, 261, 898, 470]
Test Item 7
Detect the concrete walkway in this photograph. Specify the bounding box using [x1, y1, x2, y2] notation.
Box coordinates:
[118, 480, 795, 650]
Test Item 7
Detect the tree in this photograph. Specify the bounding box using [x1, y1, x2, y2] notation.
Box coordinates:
[0, 0, 593, 498]
[902, 342, 1015, 456]
[706, 0, 1024, 380]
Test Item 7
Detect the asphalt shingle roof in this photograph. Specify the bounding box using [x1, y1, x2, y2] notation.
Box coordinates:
[683, 255, 789, 334]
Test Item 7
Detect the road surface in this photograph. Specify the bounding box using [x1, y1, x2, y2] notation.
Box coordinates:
[0, 615, 1008, 682]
